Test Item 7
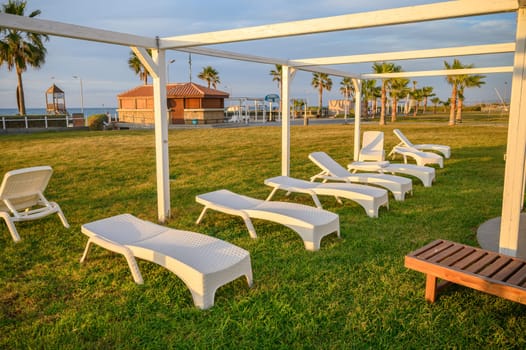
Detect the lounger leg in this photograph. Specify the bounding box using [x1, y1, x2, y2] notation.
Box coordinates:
[191, 289, 216, 310]
[0, 213, 21, 242]
[55, 205, 70, 228]
[425, 274, 438, 303]
[196, 207, 209, 224]
[265, 188, 279, 201]
[240, 213, 258, 239]
[80, 236, 144, 284]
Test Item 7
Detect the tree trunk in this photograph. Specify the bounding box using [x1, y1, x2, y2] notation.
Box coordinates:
[391, 97, 397, 123]
[379, 82, 386, 125]
[456, 98, 463, 123]
[448, 85, 457, 126]
[318, 86, 323, 117]
[16, 69, 26, 115]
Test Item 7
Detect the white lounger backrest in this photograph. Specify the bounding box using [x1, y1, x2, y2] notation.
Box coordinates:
[362, 131, 384, 152]
[393, 129, 414, 148]
[0, 166, 53, 211]
[309, 152, 351, 178]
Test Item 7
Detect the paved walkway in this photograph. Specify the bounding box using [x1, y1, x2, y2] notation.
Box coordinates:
[477, 213, 526, 259]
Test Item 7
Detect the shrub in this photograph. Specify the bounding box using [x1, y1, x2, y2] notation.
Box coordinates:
[87, 114, 108, 130]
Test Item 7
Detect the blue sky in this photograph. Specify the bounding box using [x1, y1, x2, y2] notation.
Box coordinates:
[0, 0, 516, 109]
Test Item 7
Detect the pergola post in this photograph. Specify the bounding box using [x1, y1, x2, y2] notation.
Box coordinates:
[281, 65, 291, 176]
[132, 46, 171, 222]
[499, 6, 526, 257]
[152, 49, 171, 222]
[352, 79, 362, 161]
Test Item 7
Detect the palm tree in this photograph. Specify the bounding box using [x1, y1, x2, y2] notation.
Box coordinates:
[360, 80, 377, 119]
[430, 97, 442, 114]
[198, 66, 220, 89]
[372, 62, 401, 125]
[128, 49, 151, 85]
[0, 0, 48, 115]
[370, 85, 381, 119]
[444, 59, 471, 126]
[269, 64, 282, 119]
[410, 88, 424, 117]
[340, 77, 354, 119]
[269, 64, 282, 90]
[421, 86, 435, 113]
[456, 74, 485, 123]
[388, 78, 410, 122]
[311, 72, 332, 117]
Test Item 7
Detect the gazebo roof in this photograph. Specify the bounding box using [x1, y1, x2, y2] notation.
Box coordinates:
[118, 82, 229, 98]
[46, 83, 64, 94]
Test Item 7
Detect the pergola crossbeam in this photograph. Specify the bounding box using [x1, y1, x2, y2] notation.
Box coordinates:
[159, 0, 517, 49]
[362, 66, 513, 79]
[291, 43, 516, 67]
[0, 13, 156, 48]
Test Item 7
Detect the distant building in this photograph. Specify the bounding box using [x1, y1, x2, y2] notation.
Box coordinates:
[117, 82, 229, 125]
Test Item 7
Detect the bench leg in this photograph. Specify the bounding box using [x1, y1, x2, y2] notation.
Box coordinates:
[425, 274, 438, 303]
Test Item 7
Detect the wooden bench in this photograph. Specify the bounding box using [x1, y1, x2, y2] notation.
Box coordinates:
[405, 239, 526, 304]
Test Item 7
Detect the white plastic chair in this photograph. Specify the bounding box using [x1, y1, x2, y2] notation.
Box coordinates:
[0, 166, 69, 242]
[359, 131, 385, 161]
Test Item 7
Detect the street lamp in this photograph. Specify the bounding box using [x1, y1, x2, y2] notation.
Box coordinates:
[167, 59, 176, 83]
[72, 76, 84, 115]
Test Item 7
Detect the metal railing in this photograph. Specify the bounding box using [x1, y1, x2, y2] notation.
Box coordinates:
[0, 115, 84, 130]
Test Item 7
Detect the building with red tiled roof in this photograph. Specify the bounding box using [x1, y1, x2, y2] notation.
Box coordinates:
[117, 82, 229, 125]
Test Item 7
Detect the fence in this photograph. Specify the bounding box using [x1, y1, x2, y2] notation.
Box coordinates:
[0, 114, 85, 130]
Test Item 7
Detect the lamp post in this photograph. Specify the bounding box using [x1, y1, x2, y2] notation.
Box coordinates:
[72, 76, 84, 115]
[167, 59, 176, 83]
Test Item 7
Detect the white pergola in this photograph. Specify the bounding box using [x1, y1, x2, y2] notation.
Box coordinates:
[1, 0, 524, 256]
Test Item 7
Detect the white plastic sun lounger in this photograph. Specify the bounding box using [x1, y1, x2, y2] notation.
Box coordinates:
[80, 214, 253, 309]
[390, 146, 444, 168]
[0, 166, 69, 242]
[308, 152, 412, 201]
[196, 189, 340, 251]
[347, 161, 436, 187]
[264, 175, 388, 218]
[393, 128, 451, 158]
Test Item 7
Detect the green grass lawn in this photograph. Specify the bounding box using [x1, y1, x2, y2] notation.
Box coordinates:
[0, 115, 524, 349]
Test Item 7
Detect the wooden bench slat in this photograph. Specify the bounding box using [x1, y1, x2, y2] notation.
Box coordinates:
[440, 246, 477, 267]
[478, 256, 513, 277]
[464, 253, 499, 274]
[427, 243, 465, 263]
[492, 260, 526, 282]
[412, 240, 452, 260]
[506, 263, 526, 285]
[452, 250, 487, 270]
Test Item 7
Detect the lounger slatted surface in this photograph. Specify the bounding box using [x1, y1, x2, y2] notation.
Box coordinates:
[196, 189, 340, 251]
[405, 239, 526, 304]
[81, 214, 253, 309]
